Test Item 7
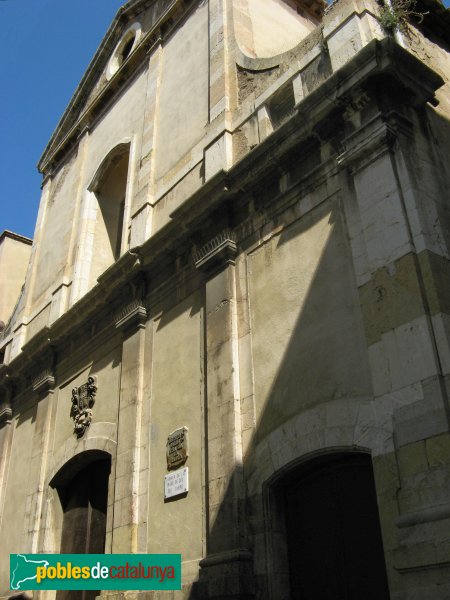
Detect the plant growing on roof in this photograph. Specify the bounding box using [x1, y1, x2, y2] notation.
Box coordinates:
[378, 0, 427, 33]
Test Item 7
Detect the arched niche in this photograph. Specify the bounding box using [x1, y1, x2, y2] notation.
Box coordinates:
[87, 143, 131, 287]
[233, 0, 324, 60]
[264, 450, 390, 600]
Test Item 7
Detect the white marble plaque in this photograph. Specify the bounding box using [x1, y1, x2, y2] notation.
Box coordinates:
[164, 467, 189, 499]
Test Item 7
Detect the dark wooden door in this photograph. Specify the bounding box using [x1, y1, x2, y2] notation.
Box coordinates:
[285, 454, 390, 600]
[57, 458, 110, 600]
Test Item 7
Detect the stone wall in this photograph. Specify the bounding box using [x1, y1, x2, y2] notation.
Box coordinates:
[0, 232, 32, 327]
[1, 1, 450, 599]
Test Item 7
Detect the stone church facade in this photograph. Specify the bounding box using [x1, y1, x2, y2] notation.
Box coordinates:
[1, 0, 450, 598]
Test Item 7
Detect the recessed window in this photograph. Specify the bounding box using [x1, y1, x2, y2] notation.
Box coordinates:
[106, 23, 142, 80]
[121, 35, 135, 62]
[88, 143, 131, 287]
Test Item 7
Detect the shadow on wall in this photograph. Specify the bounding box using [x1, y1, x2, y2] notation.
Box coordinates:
[190, 198, 378, 599]
[189, 100, 450, 599]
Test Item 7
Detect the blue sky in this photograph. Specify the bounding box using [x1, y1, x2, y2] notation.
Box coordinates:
[1, 0, 124, 239]
[1, 0, 449, 240]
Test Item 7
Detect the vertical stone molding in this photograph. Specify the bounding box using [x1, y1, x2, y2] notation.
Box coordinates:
[27, 365, 56, 553]
[195, 231, 255, 598]
[338, 108, 446, 417]
[338, 97, 450, 586]
[21, 180, 51, 322]
[0, 380, 14, 526]
[62, 127, 91, 304]
[132, 41, 162, 214]
[113, 276, 148, 553]
[208, 0, 238, 124]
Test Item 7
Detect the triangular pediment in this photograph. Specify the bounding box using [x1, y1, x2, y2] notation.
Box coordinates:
[38, 0, 186, 175]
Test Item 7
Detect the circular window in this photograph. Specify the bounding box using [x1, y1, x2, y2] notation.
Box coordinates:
[106, 22, 142, 80]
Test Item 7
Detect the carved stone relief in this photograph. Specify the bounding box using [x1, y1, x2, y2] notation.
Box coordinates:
[166, 426, 189, 470]
[70, 376, 97, 437]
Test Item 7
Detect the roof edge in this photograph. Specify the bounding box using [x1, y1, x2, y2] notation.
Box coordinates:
[0, 230, 33, 245]
[37, 0, 167, 174]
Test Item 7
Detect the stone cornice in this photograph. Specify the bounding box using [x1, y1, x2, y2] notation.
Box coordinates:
[1, 38, 444, 393]
[1, 253, 142, 386]
[337, 118, 396, 171]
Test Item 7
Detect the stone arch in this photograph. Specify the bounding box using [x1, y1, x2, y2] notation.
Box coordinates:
[47, 426, 117, 488]
[42, 431, 117, 554]
[247, 398, 394, 497]
[88, 142, 131, 194]
[86, 142, 132, 287]
[246, 399, 395, 598]
[49, 448, 112, 489]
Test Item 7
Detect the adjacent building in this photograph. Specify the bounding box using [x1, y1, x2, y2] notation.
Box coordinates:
[0, 231, 32, 332]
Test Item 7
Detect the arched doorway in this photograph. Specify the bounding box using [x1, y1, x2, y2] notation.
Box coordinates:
[51, 451, 111, 600]
[271, 452, 390, 600]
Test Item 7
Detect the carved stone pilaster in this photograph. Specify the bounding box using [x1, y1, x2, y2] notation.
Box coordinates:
[112, 274, 148, 553]
[193, 230, 238, 274]
[26, 339, 56, 396]
[340, 123, 388, 166]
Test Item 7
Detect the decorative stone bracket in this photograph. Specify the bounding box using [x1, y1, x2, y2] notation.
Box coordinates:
[115, 300, 148, 331]
[193, 230, 238, 274]
[115, 275, 148, 332]
[32, 370, 56, 395]
[0, 402, 12, 427]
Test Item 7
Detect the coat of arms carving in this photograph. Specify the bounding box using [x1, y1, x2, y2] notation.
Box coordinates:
[70, 375, 97, 437]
